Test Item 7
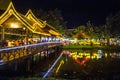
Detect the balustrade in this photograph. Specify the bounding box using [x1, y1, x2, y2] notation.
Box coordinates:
[0, 42, 60, 63]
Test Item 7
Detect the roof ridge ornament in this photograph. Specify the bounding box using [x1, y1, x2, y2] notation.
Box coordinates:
[9, 9, 13, 15]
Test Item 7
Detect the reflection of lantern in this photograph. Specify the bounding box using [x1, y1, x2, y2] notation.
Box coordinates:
[98, 50, 103, 58]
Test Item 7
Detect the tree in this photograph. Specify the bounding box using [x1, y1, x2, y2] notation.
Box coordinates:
[33, 9, 67, 35]
[106, 11, 120, 38]
[86, 21, 95, 39]
[73, 25, 87, 39]
[104, 17, 112, 45]
[46, 9, 67, 35]
[93, 26, 102, 38]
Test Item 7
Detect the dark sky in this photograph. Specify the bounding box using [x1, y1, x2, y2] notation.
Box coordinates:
[11, 0, 120, 28]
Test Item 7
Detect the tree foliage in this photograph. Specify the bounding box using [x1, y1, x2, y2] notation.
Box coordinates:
[105, 11, 120, 38]
[33, 9, 67, 35]
[72, 21, 108, 39]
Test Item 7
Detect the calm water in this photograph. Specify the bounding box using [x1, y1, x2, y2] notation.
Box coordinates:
[50, 49, 120, 80]
[1, 49, 120, 80]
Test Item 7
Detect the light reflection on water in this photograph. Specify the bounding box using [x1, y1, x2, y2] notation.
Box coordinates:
[54, 50, 120, 80]
[68, 50, 120, 58]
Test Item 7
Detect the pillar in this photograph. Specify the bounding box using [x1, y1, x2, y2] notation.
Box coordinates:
[1, 25, 5, 41]
[26, 59, 30, 72]
[26, 28, 29, 45]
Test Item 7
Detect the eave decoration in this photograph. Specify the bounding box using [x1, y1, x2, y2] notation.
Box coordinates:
[25, 9, 62, 37]
[0, 1, 62, 37]
[0, 2, 50, 36]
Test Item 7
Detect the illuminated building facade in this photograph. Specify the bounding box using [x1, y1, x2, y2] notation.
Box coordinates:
[0, 2, 61, 41]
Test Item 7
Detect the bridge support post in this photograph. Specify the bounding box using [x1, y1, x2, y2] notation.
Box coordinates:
[46, 50, 48, 58]
[14, 61, 18, 71]
[26, 59, 30, 72]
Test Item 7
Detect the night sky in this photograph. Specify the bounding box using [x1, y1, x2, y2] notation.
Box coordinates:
[3, 0, 120, 28]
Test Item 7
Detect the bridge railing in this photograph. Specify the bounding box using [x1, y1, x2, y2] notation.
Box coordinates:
[0, 42, 61, 63]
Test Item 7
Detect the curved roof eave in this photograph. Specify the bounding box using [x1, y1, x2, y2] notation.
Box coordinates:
[25, 9, 61, 35]
[48, 29, 62, 36]
[0, 2, 50, 36]
[25, 9, 44, 28]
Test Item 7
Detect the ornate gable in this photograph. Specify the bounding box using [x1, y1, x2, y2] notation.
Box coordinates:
[0, 2, 50, 36]
[25, 9, 44, 28]
[25, 9, 62, 36]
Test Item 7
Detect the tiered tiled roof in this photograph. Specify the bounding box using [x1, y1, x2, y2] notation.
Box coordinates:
[0, 2, 62, 37]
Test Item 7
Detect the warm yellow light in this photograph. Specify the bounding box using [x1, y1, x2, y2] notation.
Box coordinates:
[23, 27, 26, 30]
[11, 23, 19, 28]
[49, 29, 61, 36]
[56, 60, 64, 74]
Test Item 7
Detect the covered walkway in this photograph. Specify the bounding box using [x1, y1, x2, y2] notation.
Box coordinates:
[0, 2, 62, 48]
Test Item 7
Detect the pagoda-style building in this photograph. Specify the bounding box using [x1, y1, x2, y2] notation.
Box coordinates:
[0, 2, 61, 41]
[25, 9, 61, 37]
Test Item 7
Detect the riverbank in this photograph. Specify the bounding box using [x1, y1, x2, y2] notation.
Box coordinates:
[62, 44, 120, 51]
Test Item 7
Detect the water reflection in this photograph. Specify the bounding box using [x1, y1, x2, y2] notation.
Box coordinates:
[54, 50, 120, 80]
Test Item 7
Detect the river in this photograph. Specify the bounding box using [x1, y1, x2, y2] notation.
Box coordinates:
[47, 49, 120, 80]
[1, 49, 120, 80]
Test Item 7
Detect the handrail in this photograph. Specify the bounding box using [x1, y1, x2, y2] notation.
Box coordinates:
[0, 42, 61, 65]
[0, 42, 60, 52]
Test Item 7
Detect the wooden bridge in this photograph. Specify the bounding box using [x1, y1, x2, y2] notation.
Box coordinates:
[0, 42, 62, 65]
